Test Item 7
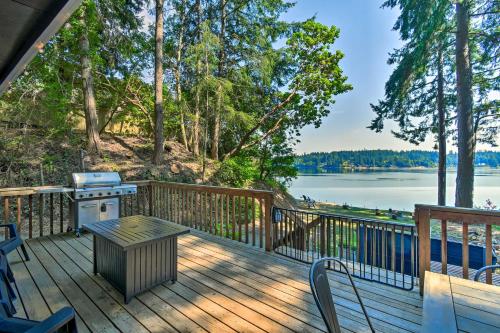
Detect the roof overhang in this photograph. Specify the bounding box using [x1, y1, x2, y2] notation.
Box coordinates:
[0, 0, 83, 96]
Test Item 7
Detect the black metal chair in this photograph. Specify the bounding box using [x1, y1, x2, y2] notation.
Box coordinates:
[0, 252, 78, 333]
[309, 257, 375, 333]
[0, 301, 78, 333]
[0, 224, 29, 262]
[474, 264, 500, 282]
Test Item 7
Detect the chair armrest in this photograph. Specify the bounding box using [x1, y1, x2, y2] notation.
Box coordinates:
[474, 264, 500, 281]
[0, 224, 17, 238]
[25, 307, 77, 333]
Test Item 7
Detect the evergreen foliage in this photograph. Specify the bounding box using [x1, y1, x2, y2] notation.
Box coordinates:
[0, 0, 351, 186]
[295, 150, 500, 172]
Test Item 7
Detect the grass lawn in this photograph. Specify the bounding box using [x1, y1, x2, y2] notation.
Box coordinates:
[297, 201, 416, 225]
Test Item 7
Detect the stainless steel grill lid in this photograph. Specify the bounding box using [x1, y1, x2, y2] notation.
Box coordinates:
[72, 172, 121, 188]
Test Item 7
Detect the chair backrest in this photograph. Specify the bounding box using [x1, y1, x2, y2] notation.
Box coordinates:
[309, 260, 341, 333]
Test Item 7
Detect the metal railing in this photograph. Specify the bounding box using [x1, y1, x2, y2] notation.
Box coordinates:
[272, 207, 417, 290]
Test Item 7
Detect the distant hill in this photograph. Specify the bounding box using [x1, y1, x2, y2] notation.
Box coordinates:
[295, 150, 500, 172]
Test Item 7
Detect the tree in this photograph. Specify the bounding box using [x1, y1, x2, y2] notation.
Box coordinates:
[169, 0, 190, 150]
[372, 0, 499, 207]
[223, 20, 352, 159]
[454, 0, 500, 206]
[79, 3, 102, 153]
[152, 0, 165, 165]
[455, 0, 475, 207]
[0, 0, 355, 188]
[370, 0, 454, 206]
[211, 0, 227, 160]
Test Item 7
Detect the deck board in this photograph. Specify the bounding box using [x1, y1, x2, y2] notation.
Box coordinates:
[8, 229, 423, 333]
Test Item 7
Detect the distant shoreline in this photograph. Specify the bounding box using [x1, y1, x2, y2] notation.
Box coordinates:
[296, 166, 500, 174]
[295, 150, 500, 170]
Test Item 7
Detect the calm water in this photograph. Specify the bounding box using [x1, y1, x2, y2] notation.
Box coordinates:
[287, 168, 500, 212]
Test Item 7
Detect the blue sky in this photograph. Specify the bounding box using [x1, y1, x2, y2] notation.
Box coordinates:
[282, 0, 439, 153]
[282, 0, 446, 153]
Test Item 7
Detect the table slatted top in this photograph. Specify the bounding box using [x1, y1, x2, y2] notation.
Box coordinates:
[82, 215, 190, 250]
[423, 271, 500, 333]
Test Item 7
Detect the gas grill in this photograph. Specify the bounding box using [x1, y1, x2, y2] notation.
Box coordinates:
[69, 172, 137, 236]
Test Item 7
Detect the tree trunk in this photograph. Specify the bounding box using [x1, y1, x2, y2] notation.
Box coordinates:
[152, 0, 165, 165]
[211, 0, 226, 160]
[437, 46, 446, 206]
[193, 88, 201, 156]
[211, 85, 221, 160]
[222, 89, 297, 160]
[192, 0, 202, 157]
[175, 1, 189, 150]
[455, 0, 474, 208]
[202, 35, 210, 181]
[79, 15, 101, 154]
[176, 70, 189, 150]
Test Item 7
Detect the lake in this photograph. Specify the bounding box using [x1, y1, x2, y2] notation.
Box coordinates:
[287, 168, 500, 212]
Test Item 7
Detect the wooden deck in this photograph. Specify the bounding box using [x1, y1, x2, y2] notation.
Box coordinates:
[8, 229, 423, 333]
[430, 261, 500, 285]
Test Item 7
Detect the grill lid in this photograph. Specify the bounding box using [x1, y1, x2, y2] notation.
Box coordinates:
[72, 172, 121, 189]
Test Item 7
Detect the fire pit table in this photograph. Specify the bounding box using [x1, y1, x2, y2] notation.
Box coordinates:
[83, 215, 190, 303]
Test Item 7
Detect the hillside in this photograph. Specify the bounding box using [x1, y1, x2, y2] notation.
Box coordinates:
[0, 128, 298, 209]
[295, 150, 500, 172]
[0, 128, 220, 187]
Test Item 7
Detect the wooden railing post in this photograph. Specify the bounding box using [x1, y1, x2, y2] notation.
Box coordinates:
[148, 181, 153, 217]
[485, 224, 492, 284]
[416, 205, 431, 296]
[265, 193, 274, 252]
[3, 196, 9, 238]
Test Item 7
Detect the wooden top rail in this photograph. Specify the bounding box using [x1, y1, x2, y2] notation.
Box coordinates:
[0, 185, 75, 197]
[150, 180, 274, 199]
[0, 180, 274, 198]
[415, 204, 500, 225]
[123, 180, 152, 186]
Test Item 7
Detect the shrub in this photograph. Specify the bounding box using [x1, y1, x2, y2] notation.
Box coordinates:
[214, 156, 258, 187]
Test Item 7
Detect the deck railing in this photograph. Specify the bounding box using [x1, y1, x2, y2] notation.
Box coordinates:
[2, 181, 498, 293]
[123, 181, 274, 251]
[415, 204, 500, 295]
[272, 207, 417, 290]
[0, 187, 73, 238]
[0, 180, 274, 251]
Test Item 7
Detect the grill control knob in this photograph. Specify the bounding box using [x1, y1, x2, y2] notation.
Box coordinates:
[116, 191, 120, 194]
[98, 193, 102, 196]
[107, 192, 111, 195]
[89, 194, 93, 197]
[79, 194, 84, 198]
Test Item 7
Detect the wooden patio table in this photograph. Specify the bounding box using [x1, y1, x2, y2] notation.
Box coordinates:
[83, 215, 190, 303]
[422, 271, 500, 333]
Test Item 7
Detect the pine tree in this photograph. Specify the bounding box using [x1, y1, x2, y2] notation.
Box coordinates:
[371, 0, 454, 206]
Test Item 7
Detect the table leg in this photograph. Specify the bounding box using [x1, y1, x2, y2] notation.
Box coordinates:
[172, 237, 178, 282]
